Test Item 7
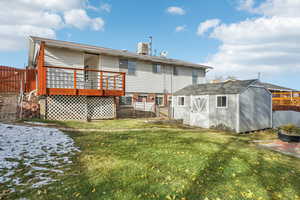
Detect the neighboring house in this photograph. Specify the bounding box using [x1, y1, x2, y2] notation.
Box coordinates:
[172, 79, 273, 133]
[28, 36, 212, 109]
[256, 82, 295, 92]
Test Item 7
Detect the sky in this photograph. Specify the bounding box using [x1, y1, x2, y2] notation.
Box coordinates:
[0, 0, 299, 89]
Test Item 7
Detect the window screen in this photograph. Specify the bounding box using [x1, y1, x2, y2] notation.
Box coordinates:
[217, 96, 227, 108]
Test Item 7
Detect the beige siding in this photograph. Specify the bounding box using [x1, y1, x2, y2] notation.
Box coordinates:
[99, 54, 206, 94]
[45, 46, 84, 69]
[44, 49, 206, 93]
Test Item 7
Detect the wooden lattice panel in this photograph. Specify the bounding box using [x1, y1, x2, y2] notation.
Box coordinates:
[88, 97, 115, 119]
[46, 95, 115, 121]
[47, 95, 88, 121]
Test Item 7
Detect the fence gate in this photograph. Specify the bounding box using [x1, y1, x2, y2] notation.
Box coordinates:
[190, 95, 209, 127]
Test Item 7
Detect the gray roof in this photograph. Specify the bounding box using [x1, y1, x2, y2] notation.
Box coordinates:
[174, 79, 259, 96]
[256, 82, 294, 91]
[29, 36, 212, 70]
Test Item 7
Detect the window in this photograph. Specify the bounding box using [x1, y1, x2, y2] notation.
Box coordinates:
[192, 69, 198, 85]
[178, 96, 185, 106]
[119, 59, 136, 75]
[128, 61, 136, 75]
[216, 96, 227, 108]
[152, 64, 161, 73]
[155, 96, 164, 106]
[120, 96, 132, 105]
[138, 95, 147, 102]
[173, 66, 178, 76]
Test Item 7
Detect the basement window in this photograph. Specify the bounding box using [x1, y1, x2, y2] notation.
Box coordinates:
[177, 96, 185, 106]
[120, 96, 132, 105]
[216, 96, 227, 108]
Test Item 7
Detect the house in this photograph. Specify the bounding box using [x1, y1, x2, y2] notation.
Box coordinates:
[172, 79, 273, 133]
[27, 36, 211, 120]
[28, 36, 212, 109]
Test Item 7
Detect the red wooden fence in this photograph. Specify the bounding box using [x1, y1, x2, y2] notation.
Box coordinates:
[0, 66, 36, 93]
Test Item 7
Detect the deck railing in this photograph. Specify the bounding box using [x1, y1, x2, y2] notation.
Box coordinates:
[39, 66, 125, 96]
[272, 92, 300, 111]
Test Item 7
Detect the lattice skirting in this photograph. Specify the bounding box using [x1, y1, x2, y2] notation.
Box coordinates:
[45, 95, 115, 121]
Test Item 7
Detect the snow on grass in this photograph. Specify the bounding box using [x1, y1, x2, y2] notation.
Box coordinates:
[0, 123, 80, 191]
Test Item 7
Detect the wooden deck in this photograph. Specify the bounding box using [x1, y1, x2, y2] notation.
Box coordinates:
[272, 92, 300, 112]
[36, 42, 125, 97]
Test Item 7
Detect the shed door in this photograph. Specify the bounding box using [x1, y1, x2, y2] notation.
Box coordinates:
[190, 95, 209, 128]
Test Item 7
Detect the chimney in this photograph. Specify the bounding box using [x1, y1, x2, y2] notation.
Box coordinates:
[137, 42, 149, 55]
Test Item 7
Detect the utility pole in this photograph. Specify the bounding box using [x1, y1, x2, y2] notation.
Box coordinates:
[258, 72, 261, 81]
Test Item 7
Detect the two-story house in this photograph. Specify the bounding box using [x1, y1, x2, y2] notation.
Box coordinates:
[28, 36, 212, 111]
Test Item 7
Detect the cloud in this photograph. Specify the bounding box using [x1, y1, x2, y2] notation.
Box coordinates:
[0, 0, 105, 51]
[166, 6, 186, 15]
[175, 25, 186, 32]
[100, 3, 112, 13]
[238, 0, 300, 17]
[64, 9, 104, 31]
[197, 19, 221, 36]
[203, 0, 300, 80]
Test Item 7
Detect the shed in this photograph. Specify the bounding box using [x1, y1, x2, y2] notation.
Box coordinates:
[172, 79, 273, 133]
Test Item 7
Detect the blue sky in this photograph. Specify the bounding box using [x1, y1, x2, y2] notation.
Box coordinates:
[0, 0, 299, 89]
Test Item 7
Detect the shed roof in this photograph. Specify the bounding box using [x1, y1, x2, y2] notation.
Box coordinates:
[29, 36, 212, 70]
[173, 79, 259, 96]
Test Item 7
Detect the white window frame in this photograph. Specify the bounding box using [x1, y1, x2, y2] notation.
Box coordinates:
[177, 96, 185, 107]
[216, 95, 228, 108]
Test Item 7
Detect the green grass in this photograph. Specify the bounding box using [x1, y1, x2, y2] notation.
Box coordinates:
[5, 119, 300, 200]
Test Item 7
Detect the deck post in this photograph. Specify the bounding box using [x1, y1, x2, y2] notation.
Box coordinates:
[37, 41, 46, 95]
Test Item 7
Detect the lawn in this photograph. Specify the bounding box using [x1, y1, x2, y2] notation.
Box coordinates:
[5, 119, 300, 200]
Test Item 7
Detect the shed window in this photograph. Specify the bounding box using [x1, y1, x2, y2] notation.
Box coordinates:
[119, 59, 136, 75]
[155, 96, 164, 106]
[178, 96, 185, 106]
[216, 96, 227, 108]
[153, 64, 161, 73]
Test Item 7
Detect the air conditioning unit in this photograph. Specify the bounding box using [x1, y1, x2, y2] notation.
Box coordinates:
[137, 42, 149, 55]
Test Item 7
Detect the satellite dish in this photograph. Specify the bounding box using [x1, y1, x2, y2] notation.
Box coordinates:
[160, 51, 168, 57]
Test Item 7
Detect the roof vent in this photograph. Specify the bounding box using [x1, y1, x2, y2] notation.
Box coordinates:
[137, 42, 149, 55]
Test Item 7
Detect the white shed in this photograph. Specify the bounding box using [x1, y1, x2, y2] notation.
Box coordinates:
[172, 80, 273, 133]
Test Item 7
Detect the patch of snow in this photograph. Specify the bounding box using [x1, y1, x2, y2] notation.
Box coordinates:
[0, 123, 80, 190]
